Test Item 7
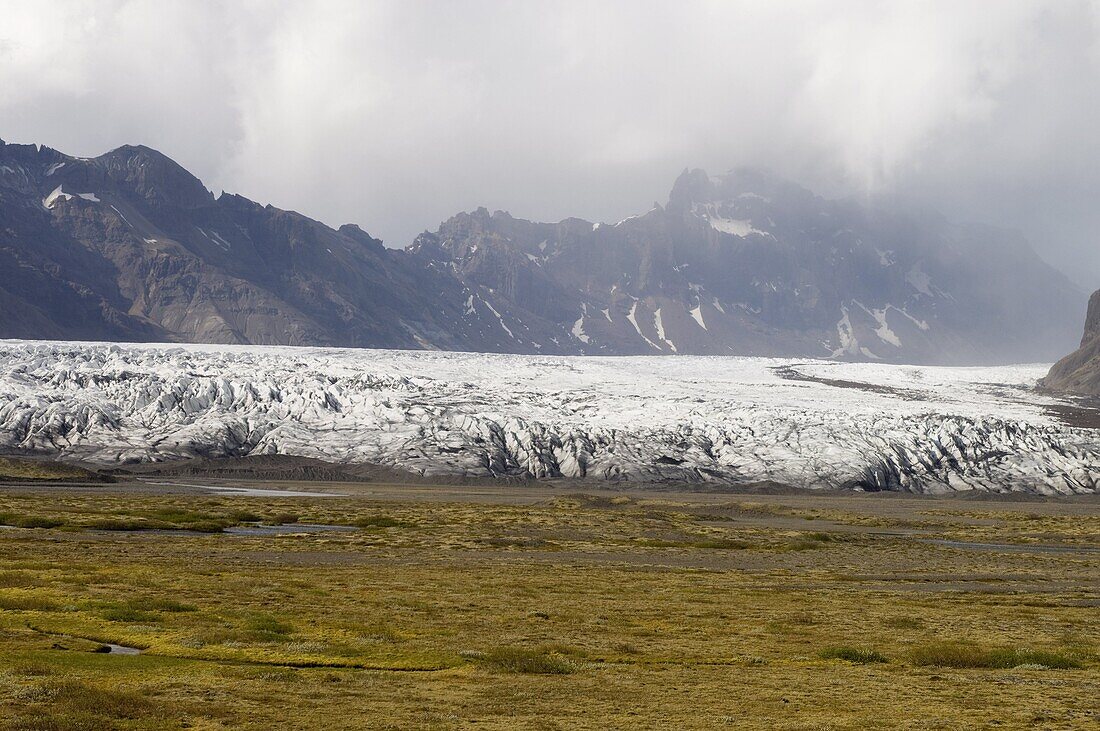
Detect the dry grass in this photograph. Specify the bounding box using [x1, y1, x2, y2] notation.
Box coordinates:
[0, 456, 106, 483]
[352, 515, 406, 529]
[0, 486, 1095, 729]
[3, 677, 202, 730]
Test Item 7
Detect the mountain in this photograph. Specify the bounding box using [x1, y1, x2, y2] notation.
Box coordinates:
[0, 139, 1084, 363]
[1042, 289, 1100, 395]
[0, 140, 515, 351]
[413, 168, 1085, 363]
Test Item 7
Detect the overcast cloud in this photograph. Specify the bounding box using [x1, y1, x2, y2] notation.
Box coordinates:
[1, 0, 1098, 288]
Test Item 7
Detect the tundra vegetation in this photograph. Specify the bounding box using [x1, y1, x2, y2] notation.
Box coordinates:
[0, 483, 1096, 729]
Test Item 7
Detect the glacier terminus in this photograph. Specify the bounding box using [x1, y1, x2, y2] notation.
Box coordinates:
[0, 340, 1095, 495]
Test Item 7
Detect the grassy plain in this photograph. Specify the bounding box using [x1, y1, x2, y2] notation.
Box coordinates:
[0, 480, 1096, 729]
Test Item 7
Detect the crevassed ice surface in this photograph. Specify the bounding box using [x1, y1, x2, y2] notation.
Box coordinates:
[0, 340, 1096, 495]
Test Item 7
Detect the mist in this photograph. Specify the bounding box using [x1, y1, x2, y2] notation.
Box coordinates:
[2, 0, 1098, 288]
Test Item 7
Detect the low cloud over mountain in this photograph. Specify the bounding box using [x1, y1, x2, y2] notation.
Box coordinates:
[0, 140, 1083, 364]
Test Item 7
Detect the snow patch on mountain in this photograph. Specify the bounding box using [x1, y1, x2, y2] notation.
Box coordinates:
[897, 308, 931, 332]
[853, 301, 901, 348]
[198, 228, 232, 251]
[690, 201, 775, 239]
[482, 298, 515, 340]
[108, 205, 133, 228]
[707, 217, 774, 239]
[832, 305, 880, 360]
[43, 186, 99, 208]
[654, 308, 677, 352]
[571, 306, 590, 344]
[42, 186, 69, 208]
[690, 304, 707, 331]
[833, 305, 857, 357]
[627, 302, 661, 351]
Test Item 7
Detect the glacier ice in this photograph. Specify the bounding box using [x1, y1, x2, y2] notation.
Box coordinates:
[0, 340, 1095, 495]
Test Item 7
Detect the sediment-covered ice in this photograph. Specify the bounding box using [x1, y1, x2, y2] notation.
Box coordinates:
[0, 340, 1095, 495]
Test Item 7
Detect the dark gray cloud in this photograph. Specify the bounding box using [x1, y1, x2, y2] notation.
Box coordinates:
[2, 0, 1098, 288]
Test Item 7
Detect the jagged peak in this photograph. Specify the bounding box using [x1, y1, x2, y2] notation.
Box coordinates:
[1084, 288, 1100, 343]
[338, 222, 368, 236]
[97, 143, 214, 209]
[98, 144, 183, 171]
[217, 191, 263, 211]
[409, 230, 440, 248]
[102, 143, 168, 158]
[667, 168, 712, 211]
[0, 140, 43, 161]
[406, 230, 450, 261]
[338, 223, 385, 252]
[669, 166, 813, 212]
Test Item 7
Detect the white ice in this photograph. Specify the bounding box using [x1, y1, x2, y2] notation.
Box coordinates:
[0, 340, 1095, 495]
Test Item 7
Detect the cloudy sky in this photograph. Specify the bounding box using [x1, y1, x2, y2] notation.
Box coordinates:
[2, 0, 1099, 288]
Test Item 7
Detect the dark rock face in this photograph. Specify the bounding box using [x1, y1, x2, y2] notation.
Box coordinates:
[0, 140, 1085, 363]
[413, 168, 1084, 363]
[1043, 289, 1100, 395]
[0, 140, 505, 350]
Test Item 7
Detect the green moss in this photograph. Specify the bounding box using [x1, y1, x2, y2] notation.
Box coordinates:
[909, 643, 1081, 669]
[264, 513, 300, 526]
[474, 647, 576, 674]
[243, 613, 293, 638]
[352, 515, 404, 529]
[127, 597, 198, 613]
[84, 518, 163, 531]
[100, 605, 160, 623]
[0, 513, 64, 529]
[5, 679, 165, 730]
[819, 646, 888, 664]
[0, 593, 60, 612]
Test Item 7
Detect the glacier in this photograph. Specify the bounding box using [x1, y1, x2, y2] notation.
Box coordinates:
[0, 340, 1096, 495]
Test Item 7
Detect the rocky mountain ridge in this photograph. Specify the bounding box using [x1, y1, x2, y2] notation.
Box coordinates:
[0, 139, 1085, 364]
[1043, 289, 1100, 395]
[0, 140, 523, 351]
[415, 168, 1085, 363]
